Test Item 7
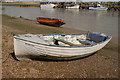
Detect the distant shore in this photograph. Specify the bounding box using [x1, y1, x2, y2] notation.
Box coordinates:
[1, 2, 120, 11]
[2, 14, 119, 78]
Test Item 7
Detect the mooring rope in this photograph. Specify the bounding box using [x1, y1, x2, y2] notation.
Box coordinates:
[2, 53, 11, 63]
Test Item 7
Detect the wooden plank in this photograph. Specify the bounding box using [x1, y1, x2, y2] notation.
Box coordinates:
[54, 38, 82, 46]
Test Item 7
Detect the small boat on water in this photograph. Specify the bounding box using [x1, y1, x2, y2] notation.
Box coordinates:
[14, 32, 112, 60]
[66, 4, 80, 9]
[89, 3, 108, 10]
[40, 3, 57, 9]
[36, 17, 66, 27]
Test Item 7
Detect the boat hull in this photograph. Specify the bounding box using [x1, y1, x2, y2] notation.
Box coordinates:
[89, 7, 108, 10]
[66, 5, 80, 9]
[38, 21, 64, 27]
[14, 36, 111, 60]
[36, 17, 65, 27]
[41, 4, 56, 9]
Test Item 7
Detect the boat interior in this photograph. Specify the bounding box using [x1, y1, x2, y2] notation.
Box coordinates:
[15, 33, 109, 47]
[43, 33, 108, 47]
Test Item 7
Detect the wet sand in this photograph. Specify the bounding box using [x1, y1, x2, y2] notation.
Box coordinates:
[2, 15, 119, 78]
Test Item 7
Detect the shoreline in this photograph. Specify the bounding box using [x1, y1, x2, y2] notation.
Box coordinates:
[2, 14, 119, 78]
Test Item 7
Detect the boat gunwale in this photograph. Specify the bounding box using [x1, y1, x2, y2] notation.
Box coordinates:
[37, 17, 58, 20]
[14, 33, 112, 48]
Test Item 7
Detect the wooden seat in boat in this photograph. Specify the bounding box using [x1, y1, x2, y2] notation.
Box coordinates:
[54, 38, 82, 46]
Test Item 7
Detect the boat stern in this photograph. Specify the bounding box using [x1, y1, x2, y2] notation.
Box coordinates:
[58, 19, 66, 25]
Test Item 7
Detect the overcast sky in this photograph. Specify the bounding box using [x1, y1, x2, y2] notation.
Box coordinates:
[14, 0, 120, 2]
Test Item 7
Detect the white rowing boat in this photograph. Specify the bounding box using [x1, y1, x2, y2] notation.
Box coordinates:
[14, 32, 112, 60]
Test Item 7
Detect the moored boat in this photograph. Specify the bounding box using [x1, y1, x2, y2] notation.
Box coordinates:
[36, 17, 66, 27]
[40, 3, 57, 9]
[14, 32, 112, 60]
[89, 3, 108, 10]
[66, 5, 80, 9]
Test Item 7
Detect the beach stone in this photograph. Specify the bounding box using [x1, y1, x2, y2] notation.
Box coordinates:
[22, 68, 27, 71]
[29, 68, 39, 74]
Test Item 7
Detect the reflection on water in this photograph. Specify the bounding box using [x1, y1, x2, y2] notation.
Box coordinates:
[2, 6, 118, 37]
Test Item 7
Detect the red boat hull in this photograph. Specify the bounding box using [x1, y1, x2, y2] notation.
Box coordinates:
[36, 17, 66, 27]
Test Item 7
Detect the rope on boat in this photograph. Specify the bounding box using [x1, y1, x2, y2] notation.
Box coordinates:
[2, 53, 11, 63]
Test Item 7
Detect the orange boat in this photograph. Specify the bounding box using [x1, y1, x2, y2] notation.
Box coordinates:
[36, 17, 66, 27]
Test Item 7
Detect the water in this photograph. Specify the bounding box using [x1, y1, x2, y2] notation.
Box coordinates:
[2, 6, 118, 37]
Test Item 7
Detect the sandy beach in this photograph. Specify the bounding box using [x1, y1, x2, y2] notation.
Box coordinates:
[1, 15, 119, 78]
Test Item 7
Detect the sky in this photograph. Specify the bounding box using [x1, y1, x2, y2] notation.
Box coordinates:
[13, 0, 120, 2]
